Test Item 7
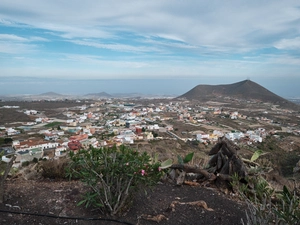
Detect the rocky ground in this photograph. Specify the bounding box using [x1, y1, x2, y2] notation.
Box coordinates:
[1, 177, 247, 225]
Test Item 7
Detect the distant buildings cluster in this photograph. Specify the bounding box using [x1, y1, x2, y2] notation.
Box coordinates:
[0, 98, 299, 167]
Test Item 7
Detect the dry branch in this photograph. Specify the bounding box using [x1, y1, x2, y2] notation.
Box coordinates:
[170, 200, 214, 211]
[170, 164, 217, 181]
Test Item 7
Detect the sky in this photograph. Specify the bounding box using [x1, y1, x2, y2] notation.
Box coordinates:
[0, 1, 300, 97]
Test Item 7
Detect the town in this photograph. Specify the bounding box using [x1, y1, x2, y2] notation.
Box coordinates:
[1, 96, 300, 169]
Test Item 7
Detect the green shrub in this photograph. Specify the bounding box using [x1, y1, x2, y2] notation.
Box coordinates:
[32, 157, 38, 163]
[66, 145, 163, 215]
[21, 161, 30, 167]
[242, 187, 300, 225]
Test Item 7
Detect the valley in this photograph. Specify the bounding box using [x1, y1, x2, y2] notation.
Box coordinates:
[1, 80, 300, 224]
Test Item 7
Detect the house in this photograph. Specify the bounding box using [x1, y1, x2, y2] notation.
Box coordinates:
[35, 118, 43, 123]
[69, 134, 88, 142]
[68, 140, 82, 152]
[80, 138, 98, 149]
[225, 132, 244, 141]
[249, 134, 262, 143]
[15, 147, 43, 164]
[147, 124, 159, 130]
[0, 145, 15, 163]
[15, 139, 60, 152]
[6, 128, 20, 136]
[213, 130, 224, 137]
[144, 132, 154, 140]
[123, 136, 134, 144]
[44, 133, 59, 141]
[55, 146, 67, 157]
[196, 133, 210, 140]
[165, 125, 174, 131]
[24, 110, 38, 115]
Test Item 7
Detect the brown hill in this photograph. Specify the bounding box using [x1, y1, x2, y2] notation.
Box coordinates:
[178, 80, 298, 109]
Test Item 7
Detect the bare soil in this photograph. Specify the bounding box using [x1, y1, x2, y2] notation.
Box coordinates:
[0, 101, 84, 125]
[1, 177, 247, 225]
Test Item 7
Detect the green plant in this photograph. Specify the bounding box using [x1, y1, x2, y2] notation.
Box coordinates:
[253, 177, 274, 201]
[273, 186, 300, 224]
[250, 150, 265, 162]
[21, 161, 30, 167]
[242, 187, 300, 225]
[66, 145, 163, 215]
[230, 172, 249, 194]
[242, 195, 277, 225]
[177, 152, 194, 165]
[32, 157, 38, 163]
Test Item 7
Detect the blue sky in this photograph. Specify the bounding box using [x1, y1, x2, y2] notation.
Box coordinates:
[0, 1, 300, 97]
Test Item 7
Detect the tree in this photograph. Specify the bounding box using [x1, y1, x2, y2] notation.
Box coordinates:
[152, 131, 158, 138]
[4, 138, 13, 144]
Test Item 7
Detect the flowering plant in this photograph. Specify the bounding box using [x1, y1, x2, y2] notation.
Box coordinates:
[67, 145, 163, 215]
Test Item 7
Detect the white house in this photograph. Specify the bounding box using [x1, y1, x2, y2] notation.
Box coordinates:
[6, 128, 19, 136]
[196, 133, 210, 141]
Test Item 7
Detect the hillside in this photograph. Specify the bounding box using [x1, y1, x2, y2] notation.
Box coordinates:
[1, 178, 246, 225]
[84, 92, 112, 98]
[178, 80, 298, 109]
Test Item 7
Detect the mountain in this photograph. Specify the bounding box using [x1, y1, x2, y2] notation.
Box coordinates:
[84, 92, 112, 98]
[39, 92, 63, 96]
[177, 80, 298, 109]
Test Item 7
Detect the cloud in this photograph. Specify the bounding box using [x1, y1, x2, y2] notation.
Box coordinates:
[0, 33, 48, 54]
[70, 39, 165, 54]
[0, 0, 299, 50]
[1, 0, 300, 91]
[274, 37, 300, 49]
[0, 42, 37, 54]
[0, 33, 48, 42]
[0, 34, 27, 41]
[61, 53, 148, 68]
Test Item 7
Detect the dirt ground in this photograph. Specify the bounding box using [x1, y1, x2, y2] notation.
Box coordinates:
[0, 177, 247, 225]
[0, 101, 84, 125]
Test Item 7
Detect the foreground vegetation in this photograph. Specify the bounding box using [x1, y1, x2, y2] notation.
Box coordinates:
[1, 140, 300, 223]
[66, 145, 164, 215]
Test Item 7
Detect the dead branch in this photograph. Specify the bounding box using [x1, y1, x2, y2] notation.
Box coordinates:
[170, 200, 214, 211]
[141, 214, 168, 222]
[242, 158, 260, 167]
[170, 164, 217, 181]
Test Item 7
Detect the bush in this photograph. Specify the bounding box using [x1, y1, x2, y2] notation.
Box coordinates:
[67, 145, 163, 215]
[242, 187, 300, 225]
[32, 157, 38, 163]
[21, 161, 30, 167]
[39, 158, 69, 179]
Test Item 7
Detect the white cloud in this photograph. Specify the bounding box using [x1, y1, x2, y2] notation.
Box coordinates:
[61, 53, 149, 69]
[268, 54, 300, 65]
[0, 34, 27, 42]
[70, 39, 165, 53]
[0, 42, 37, 54]
[0, 33, 48, 54]
[0, 0, 299, 50]
[1, 0, 300, 88]
[29, 36, 49, 42]
[274, 37, 300, 49]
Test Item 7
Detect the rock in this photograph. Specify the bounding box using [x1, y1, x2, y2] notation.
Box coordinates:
[293, 160, 300, 173]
